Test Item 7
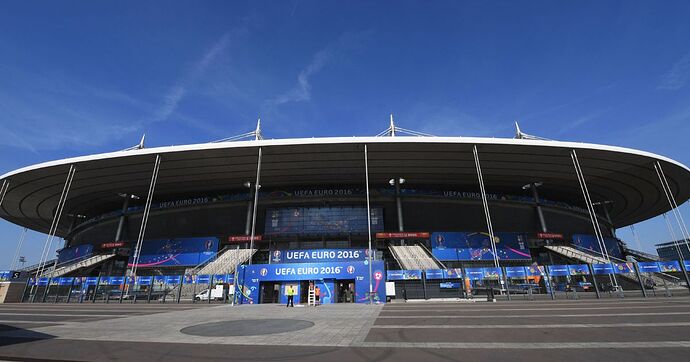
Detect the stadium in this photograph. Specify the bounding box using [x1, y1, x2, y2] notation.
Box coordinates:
[1, 122, 690, 304]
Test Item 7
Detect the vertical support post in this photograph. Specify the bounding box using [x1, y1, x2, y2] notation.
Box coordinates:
[501, 267, 511, 301]
[633, 262, 648, 298]
[176, 281, 182, 304]
[0, 179, 9, 207]
[544, 268, 555, 300]
[114, 195, 131, 242]
[249, 147, 262, 265]
[208, 275, 214, 304]
[42, 279, 50, 303]
[66, 278, 75, 303]
[588, 264, 601, 299]
[127, 155, 161, 301]
[10, 228, 27, 270]
[92, 276, 100, 303]
[472, 146, 499, 269]
[21, 279, 30, 303]
[529, 183, 548, 233]
[32, 165, 76, 302]
[147, 280, 153, 303]
[364, 145, 374, 304]
[394, 177, 404, 232]
[421, 272, 428, 300]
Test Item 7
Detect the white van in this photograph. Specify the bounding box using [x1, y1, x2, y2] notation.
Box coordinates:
[195, 284, 225, 301]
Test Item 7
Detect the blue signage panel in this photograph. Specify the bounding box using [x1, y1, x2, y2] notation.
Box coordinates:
[387, 270, 422, 281]
[638, 262, 661, 273]
[568, 264, 590, 276]
[58, 277, 74, 285]
[440, 282, 461, 289]
[164, 275, 181, 284]
[109, 276, 124, 285]
[85, 277, 99, 285]
[431, 232, 531, 261]
[425, 269, 445, 280]
[270, 249, 368, 263]
[505, 266, 527, 278]
[196, 275, 211, 284]
[236, 260, 386, 304]
[137, 276, 153, 285]
[571, 234, 623, 260]
[685, 261, 690, 270]
[592, 263, 616, 275]
[214, 274, 229, 283]
[265, 207, 384, 235]
[614, 263, 635, 274]
[445, 268, 463, 279]
[658, 261, 681, 272]
[548, 265, 570, 277]
[57, 244, 94, 264]
[483, 267, 502, 279]
[464, 268, 484, 281]
[525, 265, 545, 277]
[37, 277, 50, 286]
[128, 237, 219, 268]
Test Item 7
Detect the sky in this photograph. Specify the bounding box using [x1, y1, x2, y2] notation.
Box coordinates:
[2, 1, 690, 269]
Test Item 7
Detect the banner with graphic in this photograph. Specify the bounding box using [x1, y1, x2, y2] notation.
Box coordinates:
[571, 234, 623, 260]
[431, 232, 531, 261]
[57, 244, 94, 264]
[235, 260, 386, 304]
[270, 249, 368, 263]
[264, 207, 384, 235]
[387, 270, 422, 280]
[128, 237, 218, 267]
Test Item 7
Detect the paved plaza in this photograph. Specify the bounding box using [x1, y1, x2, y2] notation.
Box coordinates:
[0, 297, 690, 361]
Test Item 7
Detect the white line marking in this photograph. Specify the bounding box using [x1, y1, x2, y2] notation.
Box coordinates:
[376, 311, 690, 318]
[354, 341, 690, 349]
[371, 322, 690, 329]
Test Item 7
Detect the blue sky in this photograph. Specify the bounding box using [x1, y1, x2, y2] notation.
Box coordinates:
[2, 1, 690, 268]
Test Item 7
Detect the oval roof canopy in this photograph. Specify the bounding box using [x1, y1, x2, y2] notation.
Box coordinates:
[1, 136, 689, 237]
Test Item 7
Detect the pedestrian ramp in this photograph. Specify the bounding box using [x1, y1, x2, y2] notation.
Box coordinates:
[44, 253, 116, 278]
[389, 244, 444, 270]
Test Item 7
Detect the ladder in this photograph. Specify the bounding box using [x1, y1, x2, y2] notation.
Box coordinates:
[307, 285, 316, 306]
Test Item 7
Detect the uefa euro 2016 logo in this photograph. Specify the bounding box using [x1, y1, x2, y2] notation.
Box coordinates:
[374, 271, 383, 281]
[347, 265, 355, 274]
[273, 250, 281, 258]
[260, 268, 268, 277]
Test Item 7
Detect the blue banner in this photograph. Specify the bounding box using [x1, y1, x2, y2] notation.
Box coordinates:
[483, 267, 502, 279]
[85, 277, 99, 285]
[196, 275, 211, 284]
[525, 265, 545, 276]
[505, 266, 527, 278]
[58, 277, 74, 285]
[445, 268, 463, 279]
[270, 248, 368, 263]
[440, 282, 461, 289]
[464, 268, 484, 281]
[615, 263, 635, 274]
[548, 265, 570, 276]
[236, 261, 386, 304]
[214, 274, 229, 283]
[137, 276, 153, 285]
[164, 275, 181, 284]
[658, 261, 681, 272]
[387, 270, 422, 280]
[424, 269, 445, 280]
[571, 234, 623, 260]
[109, 276, 124, 285]
[431, 232, 531, 261]
[128, 237, 219, 268]
[638, 262, 661, 273]
[568, 264, 590, 276]
[37, 277, 50, 286]
[265, 207, 384, 235]
[592, 263, 616, 275]
[57, 244, 94, 264]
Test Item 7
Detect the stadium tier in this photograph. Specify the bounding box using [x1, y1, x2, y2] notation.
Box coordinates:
[1, 135, 690, 303]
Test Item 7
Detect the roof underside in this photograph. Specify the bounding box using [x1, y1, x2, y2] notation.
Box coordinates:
[1, 137, 689, 237]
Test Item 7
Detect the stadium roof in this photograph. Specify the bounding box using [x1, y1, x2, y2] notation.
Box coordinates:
[1, 136, 689, 237]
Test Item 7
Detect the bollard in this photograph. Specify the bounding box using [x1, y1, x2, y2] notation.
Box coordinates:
[633, 263, 648, 298]
[588, 264, 601, 299]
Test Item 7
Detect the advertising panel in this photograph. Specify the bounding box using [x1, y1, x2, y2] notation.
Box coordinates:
[592, 263, 616, 275]
[58, 277, 74, 285]
[440, 282, 461, 289]
[568, 264, 590, 276]
[505, 266, 527, 278]
[615, 263, 635, 274]
[164, 275, 181, 285]
[638, 262, 661, 273]
[137, 276, 153, 286]
[658, 261, 681, 272]
[424, 269, 445, 280]
[235, 260, 386, 304]
[571, 234, 623, 260]
[547, 265, 570, 277]
[109, 276, 124, 285]
[525, 265, 546, 277]
[445, 268, 463, 279]
[431, 232, 531, 261]
[270, 249, 368, 264]
[265, 207, 383, 235]
[386, 270, 422, 281]
[464, 268, 484, 281]
[128, 237, 218, 267]
[196, 275, 211, 284]
[85, 277, 99, 285]
[57, 244, 94, 264]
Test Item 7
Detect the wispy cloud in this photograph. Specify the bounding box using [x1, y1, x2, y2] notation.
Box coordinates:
[658, 52, 690, 91]
[267, 32, 366, 107]
[556, 110, 607, 135]
[152, 31, 236, 122]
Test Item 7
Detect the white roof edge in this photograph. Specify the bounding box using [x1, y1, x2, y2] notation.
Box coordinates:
[1, 136, 689, 179]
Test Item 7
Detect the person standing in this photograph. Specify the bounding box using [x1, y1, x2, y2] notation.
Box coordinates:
[314, 286, 321, 306]
[286, 285, 294, 307]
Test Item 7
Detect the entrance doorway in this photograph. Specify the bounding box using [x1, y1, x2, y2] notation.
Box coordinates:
[260, 282, 281, 304]
[336, 280, 355, 303]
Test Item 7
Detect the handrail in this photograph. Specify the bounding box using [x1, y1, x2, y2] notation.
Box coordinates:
[416, 241, 446, 269]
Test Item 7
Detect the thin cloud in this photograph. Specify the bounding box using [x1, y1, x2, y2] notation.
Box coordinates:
[557, 110, 607, 135]
[658, 52, 690, 91]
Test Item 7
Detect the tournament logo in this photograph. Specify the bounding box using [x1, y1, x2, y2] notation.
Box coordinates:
[273, 250, 282, 258]
[260, 268, 268, 277]
[373, 271, 383, 281]
[347, 265, 355, 274]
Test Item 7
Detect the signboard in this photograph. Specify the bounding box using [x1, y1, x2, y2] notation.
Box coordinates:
[445, 268, 463, 279]
[228, 235, 262, 243]
[464, 268, 484, 281]
[37, 277, 50, 286]
[536, 232, 564, 240]
[638, 262, 661, 273]
[85, 277, 99, 285]
[387, 270, 422, 281]
[482, 267, 502, 279]
[137, 276, 153, 285]
[592, 263, 616, 275]
[615, 263, 635, 274]
[547, 265, 570, 277]
[265, 207, 384, 235]
[568, 264, 590, 276]
[235, 260, 386, 304]
[164, 275, 181, 284]
[128, 237, 219, 267]
[57, 244, 94, 264]
[101, 242, 126, 249]
[440, 282, 461, 289]
[270, 249, 368, 264]
[58, 277, 74, 286]
[505, 266, 527, 278]
[375, 232, 430, 239]
[525, 265, 545, 277]
[572, 234, 623, 260]
[196, 275, 211, 284]
[424, 269, 445, 280]
[109, 276, 124, 285]
[431, 232, 531, 261]
[658, 261, 681, 272]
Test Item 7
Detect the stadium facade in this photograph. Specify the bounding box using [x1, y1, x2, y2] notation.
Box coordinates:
[2, 124, 690, 304]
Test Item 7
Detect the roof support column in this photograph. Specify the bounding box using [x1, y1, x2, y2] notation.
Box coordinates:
[570, 150, 619, 291]
[0, 179, 9, 207]
[364, 144, 374, 304]
[114, 195, 131, 242]
[655, 161, 690, 292]
[127, 155, 161, 300]
[31, 165, 76, 302]
[472, 145, 500, 269]
[248, 147, 262, 265]
[394, 177, 405, 244]
[10, 228, 27, 270]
